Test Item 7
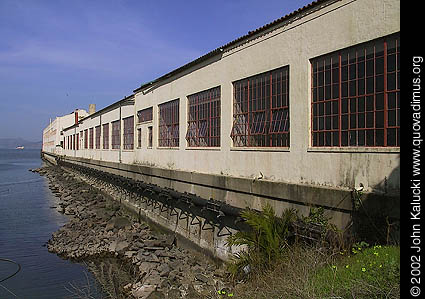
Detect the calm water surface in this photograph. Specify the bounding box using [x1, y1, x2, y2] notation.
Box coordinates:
[0, 149, 103, 298]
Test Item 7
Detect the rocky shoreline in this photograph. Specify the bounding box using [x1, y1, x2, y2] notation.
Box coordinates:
[31, 164, 231, 298]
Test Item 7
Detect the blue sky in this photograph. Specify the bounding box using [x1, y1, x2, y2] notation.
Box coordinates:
[0, 0, 312, 142]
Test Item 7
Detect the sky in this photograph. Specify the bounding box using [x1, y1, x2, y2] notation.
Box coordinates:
[0, 0, 313, 142]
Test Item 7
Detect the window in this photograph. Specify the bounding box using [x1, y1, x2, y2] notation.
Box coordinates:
[111, 120, 120, 149]
[73, 134, 76, 150]
[158, 99, 179, 147]
[103, 123, 109, 149]
[95, 126, 101, 149]
[137, 128, 142, 148]
[123, 116, 134, 150]
[89, 128, 94, 149]
[137, 107, 153, 123]
[186, 86, 220, 147]
[76, 133, 79, 150]
[84, 129, 88, 149]
[231, 66, 290, 147]
[148, 126, 153, 148]
[311, 33, 400, 147]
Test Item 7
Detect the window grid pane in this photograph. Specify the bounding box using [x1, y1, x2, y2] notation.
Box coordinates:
[111, 120, 120, 149]
[231, 65, 289, 147]
[123, 116, 134, 150]
[103, 123, 109, 149]
[158, 99, 179, 147]
[137, 107, 153, 123]
[311, 33, 400, 147]
[95, 126, 101, 149]
[186, 86, 221, 147]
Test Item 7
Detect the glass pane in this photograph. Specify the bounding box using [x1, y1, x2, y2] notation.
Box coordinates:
[341, 131, 348, 146]
[333, 131, 339, 146]
[376, 129, 384, 146]
[341, 115, 348, 130]
[387, 73, 396, 91]
[342, 98, 348, 113]
[349, 130, 357, 146]
[358, 97, 365, 112]
[387, 128, 396, 146]
[388, 110, 396, 126]
[388, 92, 396, 109]
[366, 112, 374, 128]
[376, 93, 384, 110]
[358, 113, 365, 128]
[366, 96, 374, 111]
[387, 54, 396, 72]
[350, 114, 357, 129]
[375, 57, 384, 75]
[350, 98, 357, 113]
[358, 130, 365, 146]
[325, 131, 332, 146]
[375, 111, 384, 128]
[366, 130, 374, 146]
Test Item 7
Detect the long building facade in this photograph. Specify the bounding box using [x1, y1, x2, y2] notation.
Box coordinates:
[43, 0, 400, 258]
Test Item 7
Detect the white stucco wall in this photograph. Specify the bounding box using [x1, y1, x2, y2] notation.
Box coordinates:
[52, 0, 400, 195]
[130, 0, 400, 194]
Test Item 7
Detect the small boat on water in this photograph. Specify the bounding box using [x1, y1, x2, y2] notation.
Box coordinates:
[16, 146, 24, 150]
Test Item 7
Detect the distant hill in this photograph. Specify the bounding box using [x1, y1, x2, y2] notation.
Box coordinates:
[0, 138, 42, 149]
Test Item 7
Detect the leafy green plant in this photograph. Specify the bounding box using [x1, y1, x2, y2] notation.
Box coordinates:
[226, 204, 297, 279]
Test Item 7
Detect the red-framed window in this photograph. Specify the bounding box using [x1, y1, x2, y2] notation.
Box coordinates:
[103, 123, 109, 149]
[95, 126, 101, 149]
[76, 133, 79, 150]
[186, 86, 220, 147]
[148, 126, 153, 148]
[111, 120, 120, 149]
[231, 66, 290, 147]
[158, 99, 179, 147]
[311, 33, 400, 147]
[84, 129, 88, 149]
[89, 128, 94, 149]
[73, 134, 76, 150]
[137, 107, 153, 123]
[123, 116, 134, 150]
[137, 128, 142, 148]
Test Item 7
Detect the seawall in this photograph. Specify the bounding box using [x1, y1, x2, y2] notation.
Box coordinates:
[42, 151, 400, 260]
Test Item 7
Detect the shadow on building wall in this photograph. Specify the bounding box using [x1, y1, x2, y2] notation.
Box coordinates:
[351, 158, 400, 245]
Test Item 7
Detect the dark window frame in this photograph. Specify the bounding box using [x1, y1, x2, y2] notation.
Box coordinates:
[186, 86, 221, 147]
[311, 33, 400, 147]
[123, 116, 134, 150]
[231, 66, 290, 147]
[158, 99, 179, 147]
[111, 120, 120, 150]
[137, 107, 153, 123]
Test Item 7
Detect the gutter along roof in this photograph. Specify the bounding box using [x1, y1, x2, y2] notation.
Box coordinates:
[133, 0, 330, 94]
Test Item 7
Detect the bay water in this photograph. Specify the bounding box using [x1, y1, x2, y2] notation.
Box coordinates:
[0, 149, 103, 298]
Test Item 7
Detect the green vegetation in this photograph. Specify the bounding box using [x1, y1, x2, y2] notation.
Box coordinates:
[225, 204, 400, 298]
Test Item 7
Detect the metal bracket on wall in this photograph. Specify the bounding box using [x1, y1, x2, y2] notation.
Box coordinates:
[169, 207, 179, 217]
[217, 226, 232, 237]
[201, 220, 215, 231]
[179, 211, 189, 220]
[160, 204, 169, 213]
[190, 215, 201, 226]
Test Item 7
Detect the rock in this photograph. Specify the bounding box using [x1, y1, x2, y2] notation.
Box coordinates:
[157, 264, 171, 277]
[132, 284, 156, 299]
[115, 241, 129, 252]
[194, 273, 209, 284]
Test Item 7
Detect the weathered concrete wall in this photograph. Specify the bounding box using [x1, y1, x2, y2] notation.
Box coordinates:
[45, 152, 399, 259]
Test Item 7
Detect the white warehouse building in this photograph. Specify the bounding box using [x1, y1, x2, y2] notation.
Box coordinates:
[43, 0, 400, 257]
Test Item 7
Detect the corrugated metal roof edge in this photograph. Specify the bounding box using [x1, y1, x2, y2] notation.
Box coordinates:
[62, 94, 135, 132]
[133, 0, 329, 94]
